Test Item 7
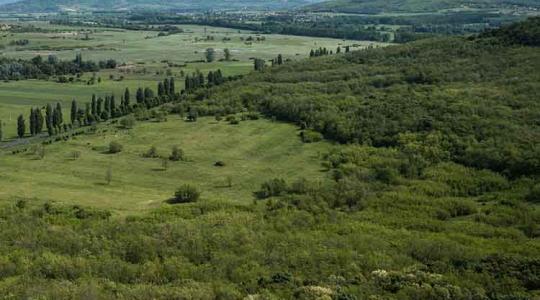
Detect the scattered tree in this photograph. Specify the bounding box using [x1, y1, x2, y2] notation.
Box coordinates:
[172, 184, 200, 203]
[17, 114, 25, 138]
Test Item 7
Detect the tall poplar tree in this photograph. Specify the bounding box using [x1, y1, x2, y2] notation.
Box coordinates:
[71, 99, 78, 124]
[46, 104, 53, 136]
[17, 114, 25, 138]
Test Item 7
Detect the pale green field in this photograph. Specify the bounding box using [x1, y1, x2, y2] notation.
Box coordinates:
[0, 23, 381, 63]
[0, 116, 333, 215]
[0, 23, 387, 138]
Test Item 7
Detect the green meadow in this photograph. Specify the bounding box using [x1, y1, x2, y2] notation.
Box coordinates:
[0, 116, 332, 214]
[0, 23, 384, 138]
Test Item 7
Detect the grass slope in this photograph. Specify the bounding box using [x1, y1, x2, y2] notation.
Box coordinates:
[0, 116, 332, 214]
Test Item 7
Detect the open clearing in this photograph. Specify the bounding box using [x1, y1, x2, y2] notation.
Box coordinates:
[0, 116, 333, 214]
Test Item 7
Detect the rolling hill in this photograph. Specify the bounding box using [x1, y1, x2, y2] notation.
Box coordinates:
[306, 0, 540, 14]
[0, 0, 325, 12]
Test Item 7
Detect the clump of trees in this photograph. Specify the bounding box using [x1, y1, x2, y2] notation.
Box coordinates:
[172, 184, 200, 203]
[0, 53, 117, 81]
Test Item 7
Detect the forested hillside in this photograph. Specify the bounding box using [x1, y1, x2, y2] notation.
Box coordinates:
[195, 17, 540, 179]
[307, 0, 540, 13]
[0, 17, 538, 299]
[0, 0, 323, 12]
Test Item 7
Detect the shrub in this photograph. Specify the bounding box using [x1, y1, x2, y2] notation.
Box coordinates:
[226, 115, 239, 125]
[214, 161, 226, 167]
[70, 151, 81, 160]
[172, 185, 200, 203]
[256, 178, 288, 199]
[109, 141, 123, 154]
[526, 184, 540, 204]
[120, 116, 135, 129]
[245, 112, 260, 120]
[300, 130, 323, 143]
[143, 146, 159, 158]
[169, 146, 185, 161]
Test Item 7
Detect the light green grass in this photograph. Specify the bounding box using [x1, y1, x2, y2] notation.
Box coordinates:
[0, 23, 383, 63]
[0, 23, 388, 138]
[0, 116, 333, 214]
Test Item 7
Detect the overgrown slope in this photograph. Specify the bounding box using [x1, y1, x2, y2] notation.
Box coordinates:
[306, 0, 540, 14]
[195, 17, 540, 178]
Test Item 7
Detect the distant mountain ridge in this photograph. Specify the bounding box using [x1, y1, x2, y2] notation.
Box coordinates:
[305, 0, 540, 14]
[0, 0, 324, 12]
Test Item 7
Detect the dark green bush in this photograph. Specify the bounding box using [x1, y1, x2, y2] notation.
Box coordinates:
[108, 141, 123, 154]
[300, 130, 323, 143]
[526, 184, 540, 204]
[256, 178, 288, 199]
[172, 185, 200, 204]
[169, 146, 185, 161]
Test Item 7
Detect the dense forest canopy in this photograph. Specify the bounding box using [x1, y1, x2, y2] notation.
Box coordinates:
[193, 17, 540, 179]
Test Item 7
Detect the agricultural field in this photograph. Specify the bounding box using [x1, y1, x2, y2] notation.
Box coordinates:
[0, 22, 382, 138]
[0, 115, 333, 214]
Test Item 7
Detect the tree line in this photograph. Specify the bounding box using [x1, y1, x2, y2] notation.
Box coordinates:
[0, 53, 117, 81]
[7, 68, 235, 140]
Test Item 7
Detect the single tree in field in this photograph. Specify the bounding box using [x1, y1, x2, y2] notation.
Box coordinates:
[105, 166, 112, 185]
[161, 158, 169, 170]
[277, 54, 283, 65]
[169, 146, 185, 161]
[17, 114, 25, 138]
[36, 144, 45, 160]
[205, 48, 215, 62]
[70, 99, 77, 125]
[224, 48, 231, 61]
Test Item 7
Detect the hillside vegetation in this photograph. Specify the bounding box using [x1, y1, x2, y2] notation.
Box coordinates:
[196, 17, 540, 179]
[0, 0, 323, 12]
[0, 17, 538, 299]
[307, 0, 540, 14]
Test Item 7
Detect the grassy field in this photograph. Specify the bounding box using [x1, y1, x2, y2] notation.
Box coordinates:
[0, 115, 333, 214]
[0, 23, 380, 63]
[0, 23, 387, 138]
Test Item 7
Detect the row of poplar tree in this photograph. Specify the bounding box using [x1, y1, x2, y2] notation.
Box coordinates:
[9, 68, 231, 139]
